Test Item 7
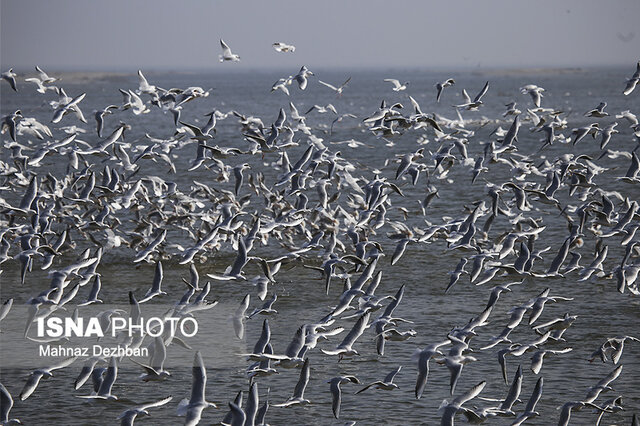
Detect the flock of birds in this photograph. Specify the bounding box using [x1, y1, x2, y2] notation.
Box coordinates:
[0, 42, 640, 426]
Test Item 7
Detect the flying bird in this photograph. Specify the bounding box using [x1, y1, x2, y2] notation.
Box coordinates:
[219, 39, 240, 62]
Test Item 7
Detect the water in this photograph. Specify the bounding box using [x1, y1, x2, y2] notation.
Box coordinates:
[1, 66, 639, 425]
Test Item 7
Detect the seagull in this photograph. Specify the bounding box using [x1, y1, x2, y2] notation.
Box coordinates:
[227, 402, 246, 426]
[118, 396, 173, 426]
[305, 104, 338, 115]
[454, 81, 489, 110]
[0, 383, 21, 425]
[436, 78, 456, 102]
[520, 84, 545, 107]
[138, 261, 166, 303]
[585, 102, 609, 117]
[20, 356, 77, 400]
[356, 366, 401, 393]
[272, 42, 295, 52]
[94, 105, 119, 137]
[51, 92, 87, 124]
[582, 365, 623, 404]
[219, 39, 240, 62]
[623, 60, 640, 95]
[414, 341, 451, 399]
[77, 356, 118, 400]
[177, 352, 217, 425]
[600, 122, 619, 150]
[133, 229, 167, 263]
[273, 358, 311, 407]
[24, 75, 56, 94]
[570, 123, 600, 145]
[328, 376, 360, 418]
[131, 337, 171, 381]
[438, 380, 486, 426]
[1, 68, 17, 91]
[318, 77, 351, 96]
[530, 348, 572, 374]
[136, 70, 157, 95]
[293, 66, 314, 90]
[248, 293, 278, 318]
[1, 109, 22, 142]
[512, 377, 543, 425]
[271, 77, 292, 96]
[0, 299, 13, 331]
[384, 79, 409, 91]
[232, 294, 250, 339]
[321, 312, 370, 357]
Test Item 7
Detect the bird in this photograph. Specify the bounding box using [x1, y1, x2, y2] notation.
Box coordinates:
[585, 102, 609, 117]
[1, 109, 22, 142]
[293, 66, 314, 90]
[0, 383, 21, 425]
[439, 380, 486, 426]
[356, 366, 401, 393]
[512, 377, 543, 425]
[530, 348, 572, 374]
[130, 337, 171, 381]
[321, 312, 370, 358]
[454, 81, 489, 110]
[219, 39, 240, 62]
[582, 365, 623, 404]
[272, 42, 295, 52]
[414, 341, 450, 399]
[94, 105, 118, 137]
[328, 376, 360, 418]
[273, 358, 311, 407]
[20, 356, 77, 400]
[520, 84, 545, 107]
[118, 396, 173, 426]
[1, 68, 17, 91]
[232, 294, 250, 339]
[623, 60, 640, 95]
[271, 77, 292, 95]
[77, 356, 118, 400]
[177, 352, 217, 425]
[136, 69, 157, 95]
[318, 77, 352, 96]
[436, 78, 456, 102]
[570, 123, 600, 145]
[51, 92, 87, 124]
[384, 78, 409, 91]
[137, 261, 166, 303]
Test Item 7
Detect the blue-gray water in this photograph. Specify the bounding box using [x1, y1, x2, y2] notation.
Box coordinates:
[1, 67, 639, 425]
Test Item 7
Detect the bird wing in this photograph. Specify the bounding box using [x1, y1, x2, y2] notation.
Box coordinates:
[524, 377, 543, 413]
[20, 372, 44, 400]
[98, 357, 118, 396]
[190, 351, 207, 403]
[339, 312, 370, 348]
[318, 80, 338, 91]
[474, 81, 490, 102]
[0, 383, 14, 419]
[384, 365, 402, 383]
[292, 358, 310, 399]
[384, 79, 401, 89]
[452, 380, 487, 407]
[220, 39, 231, 54]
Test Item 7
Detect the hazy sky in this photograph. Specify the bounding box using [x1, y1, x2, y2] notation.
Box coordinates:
[1, 0, 639, 72]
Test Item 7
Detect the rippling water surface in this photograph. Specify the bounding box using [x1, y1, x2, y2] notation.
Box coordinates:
[1, 67, 639, 425]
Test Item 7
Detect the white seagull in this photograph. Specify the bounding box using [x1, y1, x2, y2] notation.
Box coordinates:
[219, 39, 240, 62]
[272, 42, 296, 52]
[177, 352, 217, 425]
[384, 78, 409, 91]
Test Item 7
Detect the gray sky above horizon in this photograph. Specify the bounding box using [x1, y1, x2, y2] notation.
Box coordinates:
[1, 0, 639, 72]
